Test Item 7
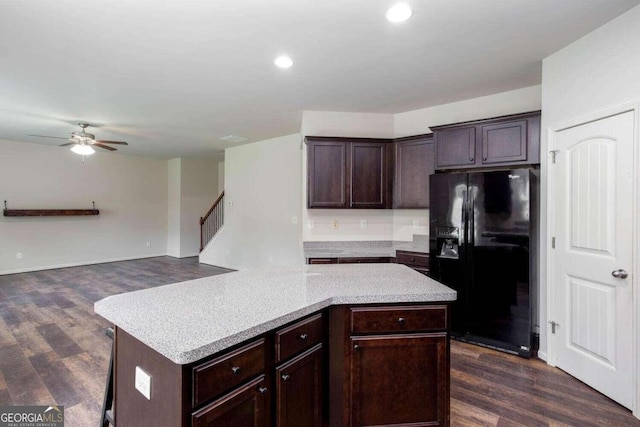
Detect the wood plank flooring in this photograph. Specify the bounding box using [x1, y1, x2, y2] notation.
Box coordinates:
[0, 256, 638, 426]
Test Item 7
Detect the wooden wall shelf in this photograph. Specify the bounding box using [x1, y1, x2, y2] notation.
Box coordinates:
[4, 209, 100, 217]
[3, 201, 100, 217]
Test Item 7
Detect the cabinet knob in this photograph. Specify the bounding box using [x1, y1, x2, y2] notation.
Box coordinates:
[258, 386, 268, 394]
[398, 317, 406, 326]
[231, 366, 241, 375]
[410, 258, 415, 262]
[281, 374, 290, 381]
[354, 344, 360, 350]
[299, 333, 308, 340]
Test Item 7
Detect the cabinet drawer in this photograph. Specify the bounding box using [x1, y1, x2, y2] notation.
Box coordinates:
[276, 314, 323, 362]
[396, 251, 429, 268]
[350, 306, 447, 334]
[193, 338, 265, 407]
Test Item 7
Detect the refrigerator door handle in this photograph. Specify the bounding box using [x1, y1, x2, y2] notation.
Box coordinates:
[469, 188, 475, 245]
[460, 189, 466, 245]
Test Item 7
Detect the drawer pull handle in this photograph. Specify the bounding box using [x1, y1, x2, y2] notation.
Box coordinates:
[398, 317, 406, 326]
[299, 333, 308, 340]
[258, 386, 268, 394]
[231, 366, 241, 375]
[281, 374, 290, 381]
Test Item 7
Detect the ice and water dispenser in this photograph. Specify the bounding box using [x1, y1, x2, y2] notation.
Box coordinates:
[435, 226, 460, 260]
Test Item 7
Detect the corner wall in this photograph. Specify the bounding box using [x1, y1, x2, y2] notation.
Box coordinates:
[0, 140, 169, 274]
[199, 134, 303, 270]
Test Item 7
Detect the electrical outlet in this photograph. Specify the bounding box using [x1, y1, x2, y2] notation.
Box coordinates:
[332, 219, 339, 229]
[291, 216, 298, 225]
[412, 220, 420, 229]
[16, 252, 22, 259]
[360, 219, 367, 229]
[135, 366, 152, 400]
[308, 220, 315, 229]
[146, 241, 151, 247]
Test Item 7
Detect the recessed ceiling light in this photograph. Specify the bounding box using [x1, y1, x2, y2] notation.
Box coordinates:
[386, 3, 413, 23]
[220, 135, 248, 143]
[274, 55, 294, 69]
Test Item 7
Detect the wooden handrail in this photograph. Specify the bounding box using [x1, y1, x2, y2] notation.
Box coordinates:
[200, 191, 225, 252]
[200, 191, 225, 225]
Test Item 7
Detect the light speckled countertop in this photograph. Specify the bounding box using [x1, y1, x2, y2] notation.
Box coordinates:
[303, 237, 429, 259]
[94, 264, 454, 364]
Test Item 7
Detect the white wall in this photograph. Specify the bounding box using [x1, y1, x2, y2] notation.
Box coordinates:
[179, 157, 220, 257]
[301, 87, 541, 243]
[394, 85, 542, 137]
[199, 134, 303, 270]
[540, 5, 640, 360]
[167, 158, 182, 257]
[0, 140, 168, 274]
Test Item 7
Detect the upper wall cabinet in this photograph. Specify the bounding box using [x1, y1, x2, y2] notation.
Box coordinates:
[306, 137, 393, 209]
[431, 111, 541, 170]
[394, 134, 434, 209]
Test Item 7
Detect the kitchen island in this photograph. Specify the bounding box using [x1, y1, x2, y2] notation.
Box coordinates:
[95, 263, 456, 427]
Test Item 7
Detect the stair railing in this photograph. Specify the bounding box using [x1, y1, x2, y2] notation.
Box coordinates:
[200, 191, 224, 252]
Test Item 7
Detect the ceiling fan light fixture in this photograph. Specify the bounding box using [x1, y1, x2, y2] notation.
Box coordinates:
[71, 144, 95, 156]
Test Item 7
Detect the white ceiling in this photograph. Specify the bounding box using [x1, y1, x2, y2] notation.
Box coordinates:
[1, 0, 638, 158]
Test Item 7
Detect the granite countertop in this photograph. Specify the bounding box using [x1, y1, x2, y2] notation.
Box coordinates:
[94, 264, 455, 365]
[303, 236, 429, 259]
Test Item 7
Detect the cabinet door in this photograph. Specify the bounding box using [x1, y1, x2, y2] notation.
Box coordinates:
[394, 137, 434, 208]
[481, 119, 527, 164]
[336, 257, 390, 264]
[350, 141, 391, 208]
[350, 334, 448, 427]
[275, 345, 323, 427]
[307, 140, 349, 208]
[192, 376, 268, 427]
[435, 127, 476, 169]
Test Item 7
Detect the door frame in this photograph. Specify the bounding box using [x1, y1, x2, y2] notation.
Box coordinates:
[546, 101, 640, 417]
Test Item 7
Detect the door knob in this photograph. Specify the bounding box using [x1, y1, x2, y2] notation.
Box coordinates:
[612, 269, 629, 279]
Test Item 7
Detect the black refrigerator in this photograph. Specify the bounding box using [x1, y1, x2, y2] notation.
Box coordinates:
[429, 168, 538, 357]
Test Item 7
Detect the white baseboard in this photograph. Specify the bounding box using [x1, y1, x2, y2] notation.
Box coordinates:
[537, 351, 548, 362]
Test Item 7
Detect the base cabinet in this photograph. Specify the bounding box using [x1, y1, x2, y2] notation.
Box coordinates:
[275, 345, 323, 427]
[115, 304, 450, 427]
[192, 376, 268, 427]
[350, 334, 448, 427]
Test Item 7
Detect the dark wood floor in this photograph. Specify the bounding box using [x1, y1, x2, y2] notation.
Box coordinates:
[0, 257, 638, 427]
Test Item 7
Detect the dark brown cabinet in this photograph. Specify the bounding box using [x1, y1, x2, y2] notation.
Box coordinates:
[275, 345, 323, 427]
[115, 304, 450, 427]
[330, 305, 450, 427]
[396, 250, 429, 276]
[394, 134, 434, 208]
[307, 140, 349, 208]
[192, 376, 268, 427]
[350, 334, 448, 427]
[432, 111, 540, 170]
[306, 257, 391, 264]
[306, 137, 393, 209]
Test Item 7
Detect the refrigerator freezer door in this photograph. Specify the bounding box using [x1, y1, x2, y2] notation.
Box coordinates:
[429, 172, 468, 334]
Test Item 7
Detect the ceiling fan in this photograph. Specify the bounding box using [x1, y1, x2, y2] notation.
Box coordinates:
[30, 123, 128, 155]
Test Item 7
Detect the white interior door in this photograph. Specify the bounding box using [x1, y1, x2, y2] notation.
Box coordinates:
[551, 110, 634, 409]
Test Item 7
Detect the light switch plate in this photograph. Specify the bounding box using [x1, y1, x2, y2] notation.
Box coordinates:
[360, 219, 367, 229]
[135, 366, 152, 400]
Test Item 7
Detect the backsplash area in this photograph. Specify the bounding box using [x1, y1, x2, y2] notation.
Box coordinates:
[302, 209, 429, 242]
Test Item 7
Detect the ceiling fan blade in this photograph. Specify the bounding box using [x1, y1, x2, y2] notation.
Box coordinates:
[29, 134, 70, 140]
[95, 140, 128, 145]
[94, 143, 117, 151]
[59, 142, 76, 147]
